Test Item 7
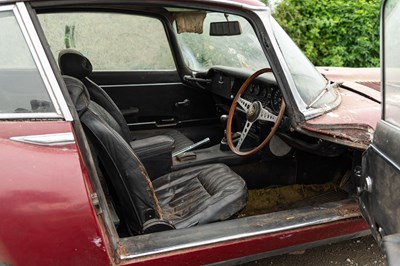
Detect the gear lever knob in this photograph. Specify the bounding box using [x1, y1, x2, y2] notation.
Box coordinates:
[220, 114, 228, 128]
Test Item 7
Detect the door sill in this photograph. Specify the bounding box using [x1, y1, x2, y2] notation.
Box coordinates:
[118, 198, 363, 261]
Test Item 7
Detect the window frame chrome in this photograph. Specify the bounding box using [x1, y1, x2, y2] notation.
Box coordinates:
[256, 11, 341, 120]
[0, 3, 72, 121]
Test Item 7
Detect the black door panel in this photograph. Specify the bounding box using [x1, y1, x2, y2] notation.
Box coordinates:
[90, 71, 223, 144]
[99, 82, 218, 123]
[361, 121, 400, 247]
[358, 2, 400, 263]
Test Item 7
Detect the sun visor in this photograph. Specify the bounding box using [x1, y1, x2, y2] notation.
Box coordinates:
[174, 12, 207, 34]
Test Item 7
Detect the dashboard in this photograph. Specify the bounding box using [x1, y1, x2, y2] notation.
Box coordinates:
[185, 67, 350, 157]
[203, 67, 283, 115]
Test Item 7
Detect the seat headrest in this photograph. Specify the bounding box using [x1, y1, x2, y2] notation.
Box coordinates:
[63, 76, 90, 114]
[59, 49, 93, 79]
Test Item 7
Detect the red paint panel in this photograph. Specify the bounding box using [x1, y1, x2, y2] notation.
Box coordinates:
[126, 218, 369, 265]
[0, 121, 110, 266]
[226, 0, 265, 7]
[317, 67, 380, 84]
[170, 0, 266, 7]
[307, 88, 381, 130]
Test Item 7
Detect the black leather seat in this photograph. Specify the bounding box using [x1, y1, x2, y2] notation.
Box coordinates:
[64, 76, 247, 234]
[58, 49, 194, 152]
[154, 163, 247, 228]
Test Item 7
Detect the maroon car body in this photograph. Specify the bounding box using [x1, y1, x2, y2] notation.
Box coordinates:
[0, 0, 393, 265]
[0, 122, 110, 265]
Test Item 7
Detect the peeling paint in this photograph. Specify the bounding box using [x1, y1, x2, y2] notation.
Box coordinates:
[327, 113, 339, 118]
[279, 234, 293, 240]
[92, 236, 103, 248]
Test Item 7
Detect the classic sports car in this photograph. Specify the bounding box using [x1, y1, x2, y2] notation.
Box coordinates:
[1, 0, 399, 265]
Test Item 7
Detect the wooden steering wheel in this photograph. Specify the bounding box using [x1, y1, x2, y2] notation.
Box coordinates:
[227, 68, 286, 156]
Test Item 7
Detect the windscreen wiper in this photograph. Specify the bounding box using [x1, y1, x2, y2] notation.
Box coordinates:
[306, 81, 343, 109]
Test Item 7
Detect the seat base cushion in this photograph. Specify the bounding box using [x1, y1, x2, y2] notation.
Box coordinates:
[152, 163, 247, 229]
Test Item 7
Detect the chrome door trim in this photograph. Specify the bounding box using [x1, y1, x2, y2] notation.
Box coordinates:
[119, 199, 362, 260]
[10, 132, 75, 146]
[14, 2, 73, 121]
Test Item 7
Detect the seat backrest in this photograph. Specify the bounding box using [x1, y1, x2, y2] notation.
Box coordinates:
[63, 75, 162, 234]
[59, 49, 132, 143]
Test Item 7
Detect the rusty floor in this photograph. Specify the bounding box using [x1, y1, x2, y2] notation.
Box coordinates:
[239, 183, 348, 217]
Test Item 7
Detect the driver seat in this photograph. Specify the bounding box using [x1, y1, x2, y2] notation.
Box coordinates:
[63, 76, 247, 234]
[58, 49, 194, 152]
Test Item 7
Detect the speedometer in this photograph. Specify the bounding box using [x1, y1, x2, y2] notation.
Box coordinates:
[271, 88, 282, 113]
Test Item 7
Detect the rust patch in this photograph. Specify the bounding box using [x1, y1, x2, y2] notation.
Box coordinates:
[301, 123, 374, 146]
[132, 152, 163, 219]
[238, 183, 343, 217]
[117, 242, 129, 258]
[335, 205, 360, 217]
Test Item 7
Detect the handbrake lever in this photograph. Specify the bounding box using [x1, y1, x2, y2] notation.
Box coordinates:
[172, 137, 210, 157]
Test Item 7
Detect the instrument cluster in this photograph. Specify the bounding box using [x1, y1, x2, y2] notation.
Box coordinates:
[243, 83, 282, 114]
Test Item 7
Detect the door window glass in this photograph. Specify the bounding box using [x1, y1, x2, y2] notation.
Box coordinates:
[39, 12, 176, 71]
[0, 11, 55, 114]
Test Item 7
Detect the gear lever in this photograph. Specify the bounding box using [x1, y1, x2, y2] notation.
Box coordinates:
[221, 114, 228, 129]
[220, 114, 241, 151]
[220, 115, 229, 150]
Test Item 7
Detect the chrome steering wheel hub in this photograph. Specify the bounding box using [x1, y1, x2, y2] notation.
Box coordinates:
[246, 101, 262, 122]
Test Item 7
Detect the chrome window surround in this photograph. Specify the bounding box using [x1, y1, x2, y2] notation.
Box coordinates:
[0, 3, 72, 121]
[256, 11, 340, 120]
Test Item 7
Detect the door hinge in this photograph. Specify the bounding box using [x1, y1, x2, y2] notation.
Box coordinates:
[90, 193, 102, 215]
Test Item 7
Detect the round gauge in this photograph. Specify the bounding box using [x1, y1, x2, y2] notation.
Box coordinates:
[271, 88, 282, 113]
[259, 87, 267, 98]
[249, 84, 254, 94]
[253, 84, 260, 96]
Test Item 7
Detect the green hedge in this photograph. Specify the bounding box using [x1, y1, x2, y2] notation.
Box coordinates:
[269, 0, 380, 67]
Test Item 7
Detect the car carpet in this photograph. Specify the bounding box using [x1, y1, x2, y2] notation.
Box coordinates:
[238, 183, 348, 218]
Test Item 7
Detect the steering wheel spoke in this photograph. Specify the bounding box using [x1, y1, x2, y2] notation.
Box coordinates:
[236, 120, 253, 150]
[259, 107, 277, 122]
[226, 68, 285, 156]
[237, 96, 252, 113]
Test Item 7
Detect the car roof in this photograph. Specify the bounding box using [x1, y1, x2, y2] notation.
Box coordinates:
[0, 0, 267, 10]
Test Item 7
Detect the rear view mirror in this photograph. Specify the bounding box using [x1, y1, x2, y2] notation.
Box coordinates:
[210, 21, 242, 36]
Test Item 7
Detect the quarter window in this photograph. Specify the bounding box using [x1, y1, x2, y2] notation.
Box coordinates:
[39, 13, 176, 71]
[0, 11, 55, 114]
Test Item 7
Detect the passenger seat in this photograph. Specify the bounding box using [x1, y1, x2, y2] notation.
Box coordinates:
[63, 75, 247, 235]
[58, 49, 194, 152]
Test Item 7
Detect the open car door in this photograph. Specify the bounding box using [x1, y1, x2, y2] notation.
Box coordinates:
[359, 0, 400, 264]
